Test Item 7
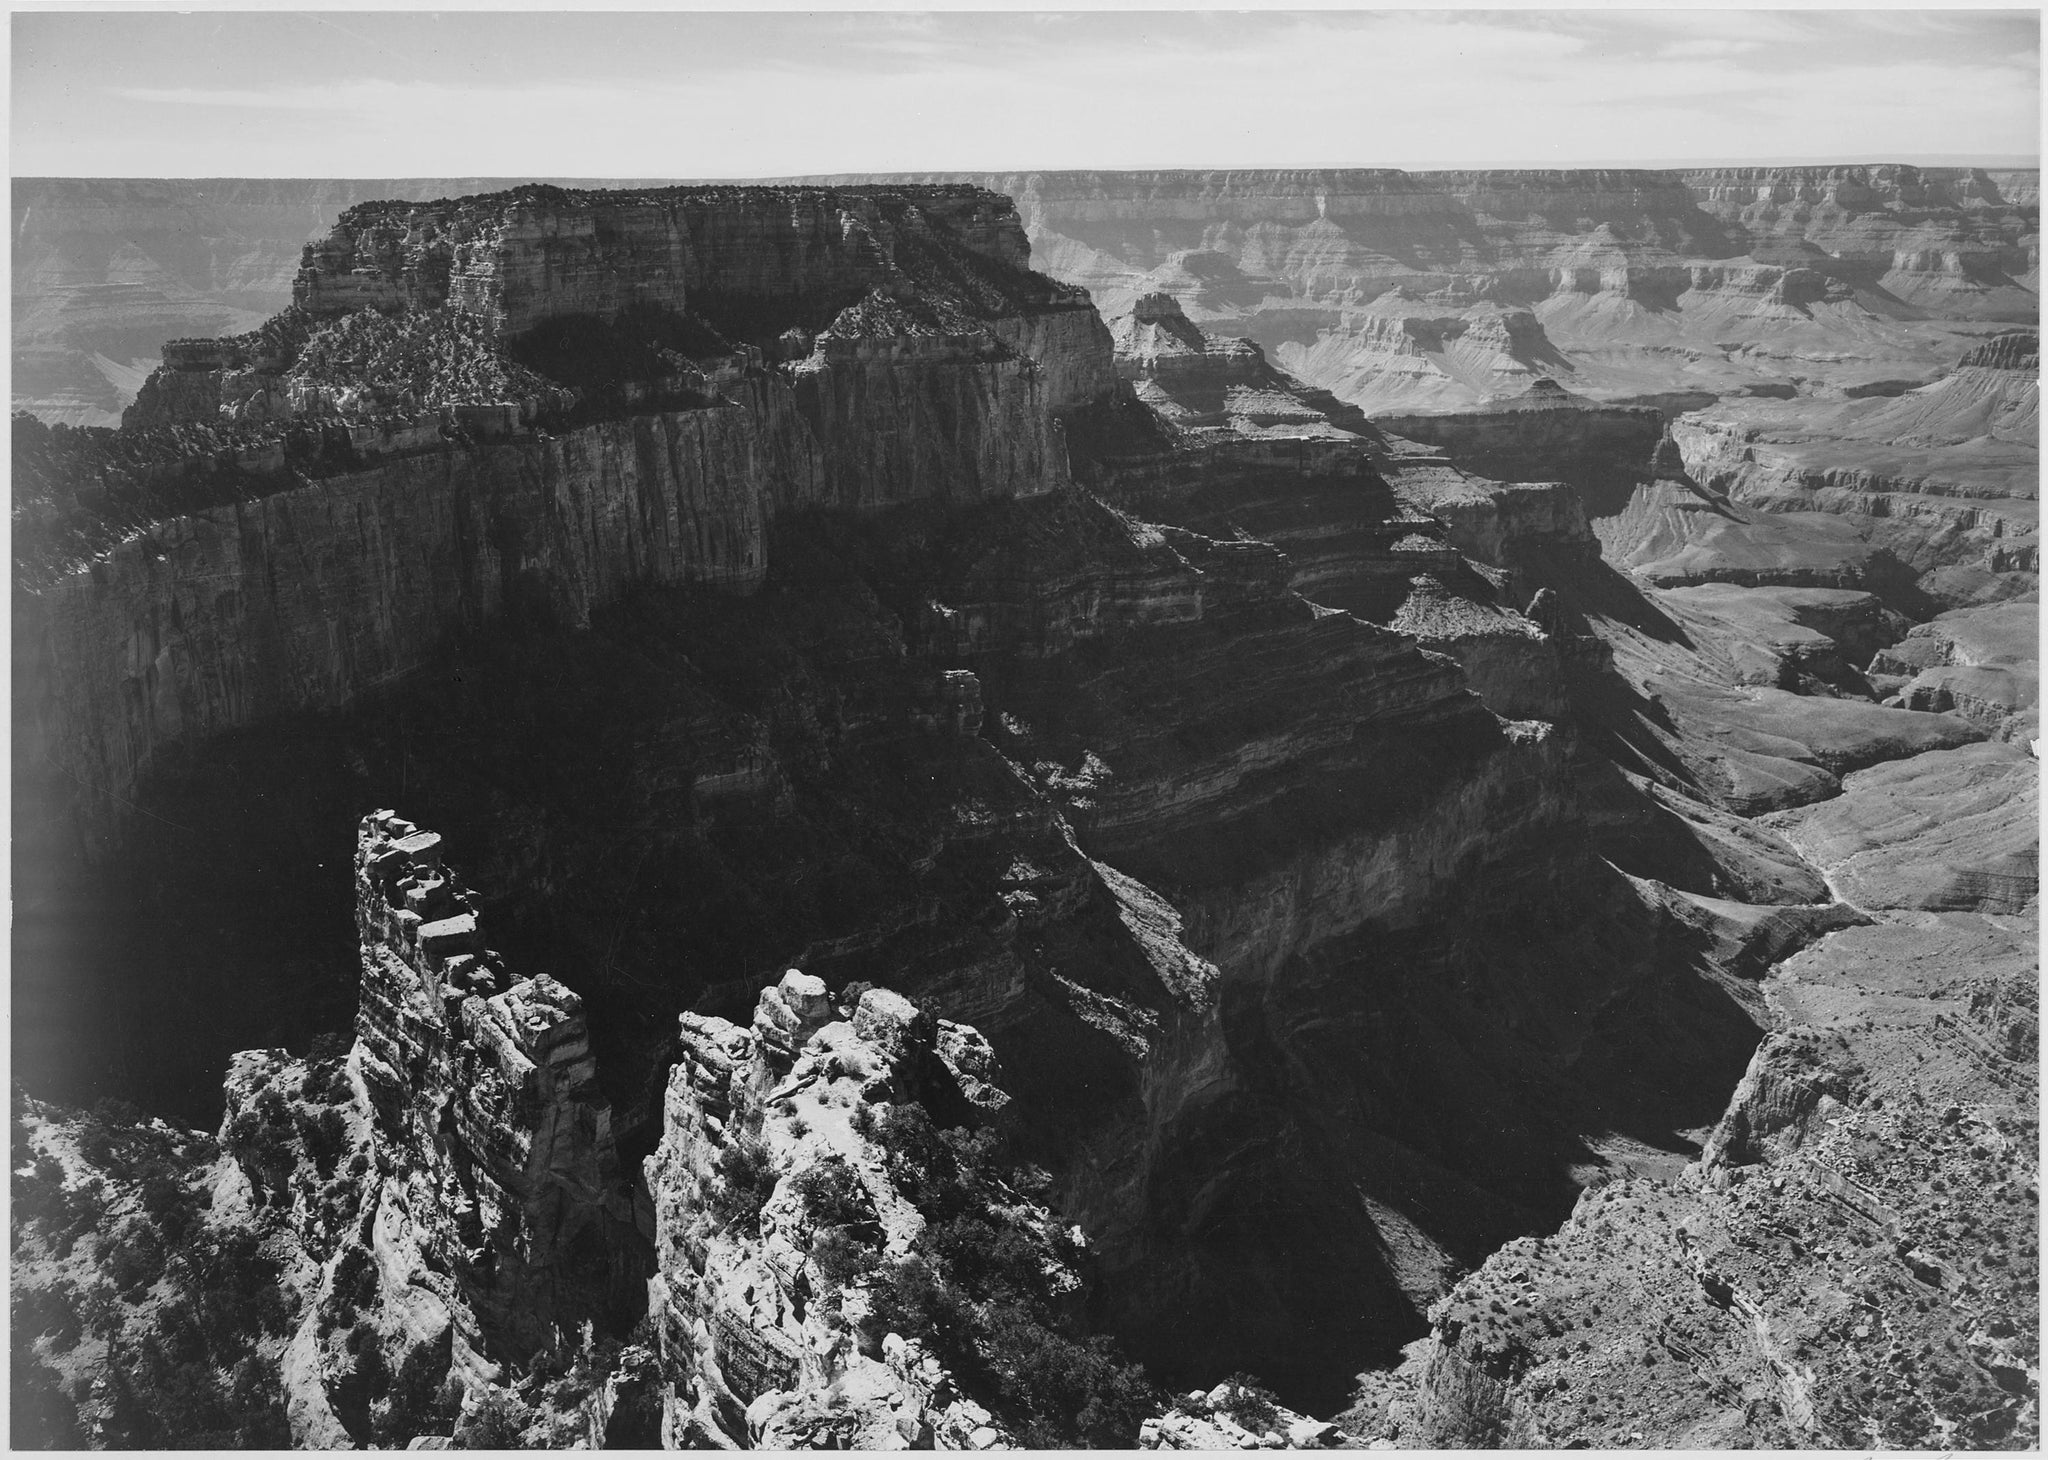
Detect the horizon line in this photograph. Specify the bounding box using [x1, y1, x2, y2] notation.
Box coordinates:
[15, 156, 2043, 184]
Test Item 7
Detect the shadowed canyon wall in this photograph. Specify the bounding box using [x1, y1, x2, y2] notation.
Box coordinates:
[11, 174, 2033, 1446]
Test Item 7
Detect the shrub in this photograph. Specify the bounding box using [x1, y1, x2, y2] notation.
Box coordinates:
[849, 1093, 1162, 1448]
[1215, 1374, 1283, 1434]
[300, 1107, 348, 1177]
[106, 1330, 290, 1448]
[982, 1306, 1160, 1448]
[178, 1229, 289, 1346]
[9, 1351, 84, 1448]
[332, 1242, 377, 1318]
[106, 1225, 167, 1299]
[137, 1160, 204, 1244]
[223, 1355, 292, 1447]
[455, 1388, 530, 1450]
[864, 1253, 974, 1354]
[789, 1156, 873, 1231]
[863, 1105, 971, 1219]
[11, 1154, 68, 1232]
[77, 1283, 123, 1337]
[710, 1136, 777, 1236]
[811, 1226, 878, 1290]
[924, 1216, 1044, 1306]
[12, 1282, 83, 1351]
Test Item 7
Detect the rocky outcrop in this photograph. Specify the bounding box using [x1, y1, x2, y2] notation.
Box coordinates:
[1869, 599, 2038, 738]
[350, 810, 642, 1351]
[1371, 823, 2038, 1450]
[1083, 293, 1580, 723]
[1958, 329, 2041, 372]
[1141, 1377, 1347, 1450]
[1654, 337, 2039, 611]
[1110, 291, 1366, 437]
[16, 182, 1129, 860]
[12, 177, 587, 427]
[1374, 380, 1670, 519]
[645, 973, 1153, 1448]
[288, 184, 1025, 340]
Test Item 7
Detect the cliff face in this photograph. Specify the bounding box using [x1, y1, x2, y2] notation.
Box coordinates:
[16, 402, 789, 857]
[643, 974, 1138, 1447]
[348, 811, 643, 1352]
[1083, 292, 1579, 725]
[16, 182, 1124, 861]
[16, 176, 2031, 1444]
[1634, 334, 2040, 612]
[1369, 775, 2038, 1450]
[11, 177, 592, 427]
[286, 185, 1051, 349]
[1374, 380, 1671, 518]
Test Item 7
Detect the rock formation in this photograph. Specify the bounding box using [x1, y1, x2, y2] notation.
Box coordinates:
[348, 811, 643, 1349]
[644, 972, 1153, 1447]
[14, 182, 1124, 863]
[11, 173, 2036, 1449]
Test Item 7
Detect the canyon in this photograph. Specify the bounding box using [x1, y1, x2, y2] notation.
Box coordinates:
[10, 171, 2037, 1449]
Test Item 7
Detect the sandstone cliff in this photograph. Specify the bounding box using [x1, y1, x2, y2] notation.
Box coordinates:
[13, 174, 2034, 1446]
[348, 811, 643, 1350]
[16, 181, 1124, 862]
[645, 972, 1162, 1447]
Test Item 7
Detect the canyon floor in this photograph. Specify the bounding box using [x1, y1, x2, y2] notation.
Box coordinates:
[9, 169, 2039, 1449]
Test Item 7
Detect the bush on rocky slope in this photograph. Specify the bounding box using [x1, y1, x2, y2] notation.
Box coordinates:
[288, 305, 560, 415]
[850, 1101, 1160, 1447]
[10, 1092, 293, 1449]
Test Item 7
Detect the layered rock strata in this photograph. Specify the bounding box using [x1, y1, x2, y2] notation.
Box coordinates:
[15, 182, 1124, 860]
[646, 972, 1112, 1447]
[349, 810, 643, 1350]
[1082, 291, 1579, 724]
[16, 175, 2033, 1444]
[815, 165, 2034, 410]
[1374, 379, 1670, 519]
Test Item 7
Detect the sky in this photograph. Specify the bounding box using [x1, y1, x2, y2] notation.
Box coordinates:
[10, 7, 2040, 177]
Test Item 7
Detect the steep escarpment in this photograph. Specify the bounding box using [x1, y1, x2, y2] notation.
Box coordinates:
[1080, 291, 1580, 725]
[346, 811, 644, 1349]
[1653, 334, 2039, 603]
[645, 972, 1162, 1448]
[15, 182, 1124, 864]
[12, 177, 660, 427]
[15, 175, 2030, 1446]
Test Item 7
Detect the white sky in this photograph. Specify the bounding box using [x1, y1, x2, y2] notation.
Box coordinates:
[10, 7, 2041, 177]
